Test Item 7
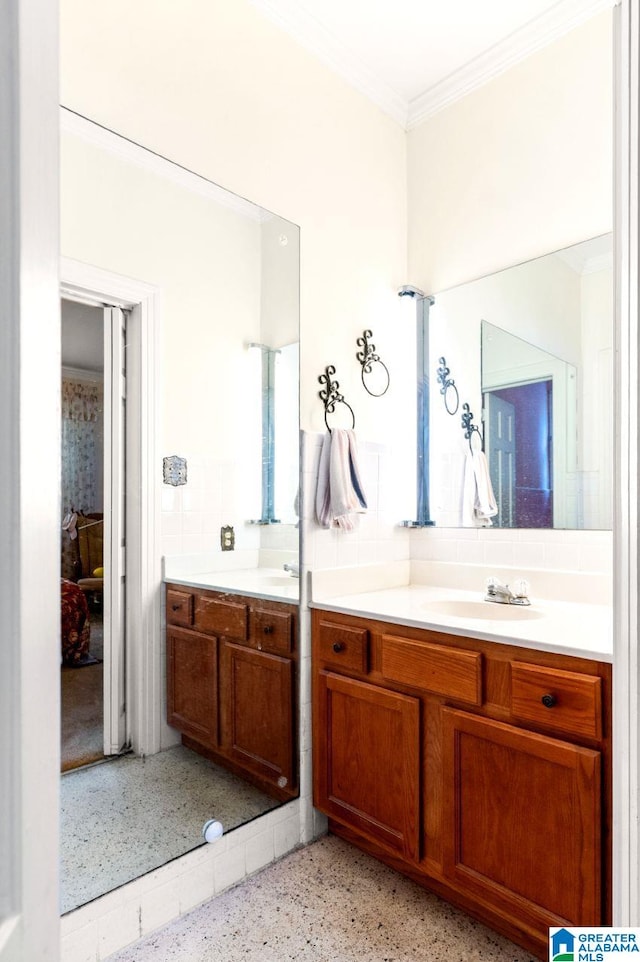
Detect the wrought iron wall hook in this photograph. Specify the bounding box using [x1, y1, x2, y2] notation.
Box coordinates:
[318, 365, 356, 431]
[436, 356, 459, 415]
[356, 329, 390, 397]
[461, 402, 484, 453]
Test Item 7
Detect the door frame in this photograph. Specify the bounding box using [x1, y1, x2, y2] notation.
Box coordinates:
[61, 258, 163, 755]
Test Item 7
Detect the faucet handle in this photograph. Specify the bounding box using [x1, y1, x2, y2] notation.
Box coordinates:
[512, 579, 530, 599]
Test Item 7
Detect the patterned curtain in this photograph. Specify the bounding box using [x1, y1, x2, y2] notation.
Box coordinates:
[61, 379, 103, 515]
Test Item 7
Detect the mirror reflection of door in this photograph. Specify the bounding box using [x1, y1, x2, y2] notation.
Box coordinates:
[484, 392, 515, 527]
[60, 298, 127, 772]
[484, 380, 553, 529]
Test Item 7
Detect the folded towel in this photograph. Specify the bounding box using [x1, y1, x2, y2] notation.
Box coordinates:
[315, 429, 367, 530]
[462, 449, 498, 527]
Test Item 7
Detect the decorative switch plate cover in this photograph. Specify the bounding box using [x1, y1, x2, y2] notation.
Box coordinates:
[163, 455, 187, 486]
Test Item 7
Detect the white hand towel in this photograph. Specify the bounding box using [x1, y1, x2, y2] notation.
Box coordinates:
[462, 450, 498, 527]
[314, 429, 367, 529]
[315, 432, 333, 527]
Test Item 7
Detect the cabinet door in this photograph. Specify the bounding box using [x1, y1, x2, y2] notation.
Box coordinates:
[223, 642, 294, 791]
[315, 671, 420, 861]
[167, 626, 218, 748]
[442, 707, 601, 929]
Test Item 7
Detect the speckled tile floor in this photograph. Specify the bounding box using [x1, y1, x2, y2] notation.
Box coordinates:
[60, 745, 283, 914]
[105, 835, 537, 962]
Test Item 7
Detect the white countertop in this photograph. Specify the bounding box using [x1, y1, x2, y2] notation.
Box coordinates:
[310, 565, 612, 662]
[165, 566, 299, 603]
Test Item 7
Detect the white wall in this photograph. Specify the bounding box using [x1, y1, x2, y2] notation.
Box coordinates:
[408, 11, 613, 295]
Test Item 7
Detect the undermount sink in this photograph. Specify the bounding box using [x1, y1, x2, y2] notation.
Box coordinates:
[422, 599, 545, 621]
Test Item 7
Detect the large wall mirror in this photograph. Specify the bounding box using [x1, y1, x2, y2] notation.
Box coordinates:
[59, 109, 300, 914]
[429, 234, 612, 530]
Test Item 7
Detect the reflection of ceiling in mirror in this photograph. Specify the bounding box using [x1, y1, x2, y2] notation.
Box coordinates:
[553, 233, 613, 275]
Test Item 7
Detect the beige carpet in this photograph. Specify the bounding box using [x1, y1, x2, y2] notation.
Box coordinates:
[61, 660, 104, 772]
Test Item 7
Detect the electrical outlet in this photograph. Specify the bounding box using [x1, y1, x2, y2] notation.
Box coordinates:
[220, 525, 234, 551]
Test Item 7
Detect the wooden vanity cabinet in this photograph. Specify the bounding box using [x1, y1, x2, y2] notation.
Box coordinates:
[166, 583, 298, 801]
[312, 608, 611, 960]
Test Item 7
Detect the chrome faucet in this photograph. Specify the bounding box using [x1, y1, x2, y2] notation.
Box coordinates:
[283, 561, 300, 578]
[484, 577, 531, 606]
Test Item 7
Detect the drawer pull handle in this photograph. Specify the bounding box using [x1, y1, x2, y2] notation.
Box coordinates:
[171, 604, 181, 611]
[332, 642, 346, 653]
[263, 625, 274, 634]
[541, 693, 557, 708]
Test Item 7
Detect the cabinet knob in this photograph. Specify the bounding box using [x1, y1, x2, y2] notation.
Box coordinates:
[332, 642, 345, 653]
[263, 625, 274, 634]
[171, 604, 180, 611]
[541, 693, 557, 708]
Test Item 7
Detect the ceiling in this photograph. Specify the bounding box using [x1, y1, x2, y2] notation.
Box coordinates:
[250, 0, 612, 128]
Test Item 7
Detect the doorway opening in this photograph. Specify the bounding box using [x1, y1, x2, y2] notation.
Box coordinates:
[484, 379, 553, 528]
[60, 297, 128, 771]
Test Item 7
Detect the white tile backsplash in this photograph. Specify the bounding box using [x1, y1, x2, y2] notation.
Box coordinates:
[302, 428, 612, 598]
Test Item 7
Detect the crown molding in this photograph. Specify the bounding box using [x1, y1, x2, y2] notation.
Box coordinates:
[249, 0, 408, 127]
[60, 107, 264, 221]
[406, 0, 614, 128]
[250, 0, 614, 132]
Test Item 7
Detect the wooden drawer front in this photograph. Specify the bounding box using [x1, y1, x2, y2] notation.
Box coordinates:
[249, 606, 293, 656]
[511, 663, 602, 741]
[166, 588, 193, 627]
[381, 634, 482, 705]
[194, 596, 248, 640]
[317, 619, 368, 673]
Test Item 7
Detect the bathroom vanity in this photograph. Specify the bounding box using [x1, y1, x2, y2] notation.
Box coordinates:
[166, 581, 298, 802]
[311, 589, 611, 960]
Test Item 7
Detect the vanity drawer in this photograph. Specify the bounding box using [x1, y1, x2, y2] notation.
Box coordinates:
[249, 606, 293, 656]
[317, 619, 368, 674]
[166, 588, 194, 627]
[511, 662, 602, 741]
[381, 634, 482, 705]
[194, 596, 248, 641]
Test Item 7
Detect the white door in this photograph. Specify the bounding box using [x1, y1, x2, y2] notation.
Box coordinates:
[485, 392, 516, 528]
[103, 307, 127, 754]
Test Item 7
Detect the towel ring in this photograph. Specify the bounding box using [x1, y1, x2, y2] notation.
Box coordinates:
[461, 403, 484, 453]
[356, 330, 390, 397]
[318, 365, 356, 431]
[436, 356, 460, 415]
